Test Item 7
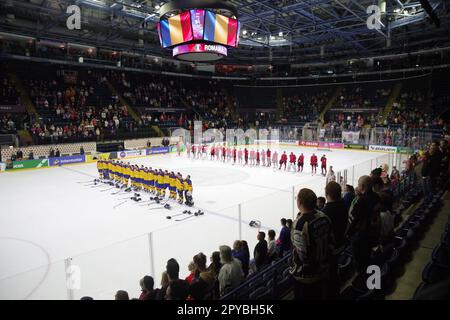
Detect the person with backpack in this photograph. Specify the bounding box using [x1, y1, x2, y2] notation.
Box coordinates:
[348, 175, 382, 274]
[289, 188, 335, 300]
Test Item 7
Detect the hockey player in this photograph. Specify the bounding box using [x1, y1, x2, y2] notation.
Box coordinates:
[256, 150, 260, 166]
[261, 149, 266, 167]
[210, 144, 215, 160]
[244, 148, 249, 165]
[272, 150, 278, 169]
[163, 170, 170, 197]
[288, 152, 296, 172]
[250, 149, 255, 166]
[226, 146, 232, 162]
[201, 144, 207, 159]
[237, 148, 243, 165]
[320, 155, 327, 175]
[176, 173, 184, 204]
[97, 159, 103, 179]
[169, 171, 177, 200]
[186, 143, 191, 159]
[233, 147, 237, 164]
[222, 145, 226, 162]
[279, 151, 288, 170]
[297, 153, 304, 172]
[311, 153, 318, 175]
[266, 149, 271, 167]
[176, 142, 181, 156]
[184, 175, 194, 206]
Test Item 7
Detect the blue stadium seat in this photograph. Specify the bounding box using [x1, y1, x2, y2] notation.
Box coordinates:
[422, 262, 450, 284]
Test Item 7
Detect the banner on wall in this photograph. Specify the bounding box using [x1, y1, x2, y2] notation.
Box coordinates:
[11, 159, 49, 170]
[397, 147, 414, 154]
[117, 150, 146, 159]
[344, 144, 366, 150]
[299, 140, 319, 147]
[369, 145, 398, 153]
[342, 131, 361, 144]
[0, 162, 6, 171]
[49, 155, 86, 166]
[318, 142, 344, 149]
[147, 147, 170, 155]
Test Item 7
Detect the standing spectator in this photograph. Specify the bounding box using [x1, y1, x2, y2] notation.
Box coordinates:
[322, 181, 348, 298]
[166, 279, 190, 300]
[290, 188, 334, 300]
[115, 290, 129, 300]
[49, 148, 55, 158]
[253, 231, 268, 271]
[207, 251, 222, 278]
[218, 245, 244, 296]
[28, 150, 34, 160]
[277, 218, 291, 257]
[316, 197, 326, 210]
[232, 241, 248, 277]
[55, 148, 61, 157]
[185, 261, 196, 284]
[138, 275, 156, 300]
[156, 258, 179, 300]
[16, 149, 23, 160]
[343, 184, 356, 211]
[80, 146, 85, 155]
[348, 176, 381, 274]
[267, 230, 277, 262]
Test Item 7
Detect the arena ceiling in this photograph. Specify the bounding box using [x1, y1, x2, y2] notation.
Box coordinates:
[1, 0, 449, 63]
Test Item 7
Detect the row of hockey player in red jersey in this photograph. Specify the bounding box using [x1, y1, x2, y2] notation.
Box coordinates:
[183, 143, 329, 175]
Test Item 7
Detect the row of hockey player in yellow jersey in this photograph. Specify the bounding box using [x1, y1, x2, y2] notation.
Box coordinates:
[96, 159, 193, 205]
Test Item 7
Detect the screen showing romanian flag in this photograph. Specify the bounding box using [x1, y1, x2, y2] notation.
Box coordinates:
[204, 11, 239, 47]
[157, 11, 193, 48]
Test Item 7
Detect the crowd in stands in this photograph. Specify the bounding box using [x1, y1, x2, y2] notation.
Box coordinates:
[76, 140, 448, 300]
[282, 90, 330, 123]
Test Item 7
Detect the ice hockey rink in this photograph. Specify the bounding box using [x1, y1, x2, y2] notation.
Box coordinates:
[0, 145, 397, 300]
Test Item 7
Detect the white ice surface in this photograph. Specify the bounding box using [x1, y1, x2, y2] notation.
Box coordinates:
[0, 147, 388, 299]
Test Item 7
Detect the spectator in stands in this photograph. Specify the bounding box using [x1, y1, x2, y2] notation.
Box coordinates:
[267, 230, 277, 263]
[253, 231, 268, 271]
[115, 290, 129, 300]
[240, 241, 250, 277]
[290, 188, 334, 300]
[343, 184, 356, 211]
[49, 148, 55, 158]
[156, 258, 179, 300]
[138, 275, 156, 300]
[286, 219, 293, 229]
[218, 245, 244, 296]
[316, 197, 326, 210]
[80, 296, 94, 300]
[166, 279, 190, 300]
[193, 252, 214, 285]
[322, 181, 348, 299]
[80, 146, 85, 155]
[429, 141, 443, 190]
[185, 261, 196, 284]
[348, 176, 381, 274]
[323, 182, 348, 252]
[55, 148, 60, 157]
[232, 241, 248, 277]
[16, 149, 23, 160]
[28, 150, 34, 160]
[207, 251, 222, 278]
[372, 177, 394, 246]
[277, 218, 291, 257]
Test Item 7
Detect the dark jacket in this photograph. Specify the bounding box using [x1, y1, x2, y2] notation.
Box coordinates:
[348, 191, 381, 241]
[322, 199, 348, 250]
[254, 240, 268, 269]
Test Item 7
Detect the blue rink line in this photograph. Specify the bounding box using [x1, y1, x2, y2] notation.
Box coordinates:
[61, 165, 271, 232]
